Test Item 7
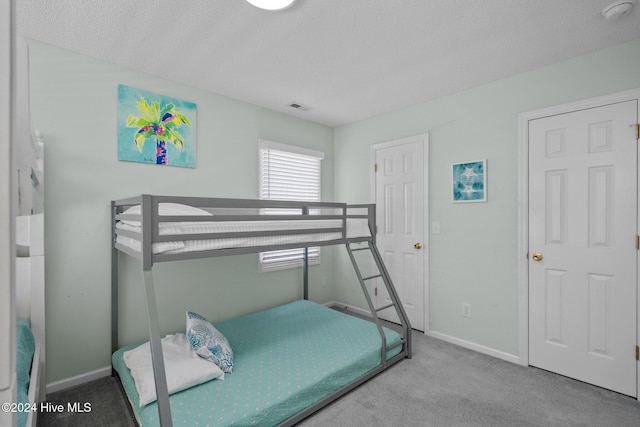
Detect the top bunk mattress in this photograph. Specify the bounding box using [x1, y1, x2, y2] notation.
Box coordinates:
[114, 201, 372, 256]
[112, 300, 402, 427]
[116, 217, 371, 255]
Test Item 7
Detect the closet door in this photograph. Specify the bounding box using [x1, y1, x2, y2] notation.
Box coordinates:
[0, 4, 15, 426]
[528, 100, 638, 397]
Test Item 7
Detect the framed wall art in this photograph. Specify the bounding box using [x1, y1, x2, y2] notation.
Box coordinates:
[118, 84, 196, 168]
[452, 159, 486, 203]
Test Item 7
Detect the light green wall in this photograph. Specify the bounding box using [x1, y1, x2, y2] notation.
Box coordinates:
[333, 38, 640, 356]
[28, 41, 335, 383]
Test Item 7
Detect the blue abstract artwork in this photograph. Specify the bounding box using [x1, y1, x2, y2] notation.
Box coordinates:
[118, 85, 196, 168]
[452, 159, 486, 202]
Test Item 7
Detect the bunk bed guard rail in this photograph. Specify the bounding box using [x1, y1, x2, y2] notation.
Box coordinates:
[112, 195, 375, 269]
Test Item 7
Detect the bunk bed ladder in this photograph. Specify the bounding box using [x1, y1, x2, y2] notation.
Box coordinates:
[346, 242, 412, 362]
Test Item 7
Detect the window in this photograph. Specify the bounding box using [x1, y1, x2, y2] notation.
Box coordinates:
[259, 139, 325, 271]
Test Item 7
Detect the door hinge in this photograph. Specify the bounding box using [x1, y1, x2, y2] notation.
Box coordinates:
[374, 163, 378, 173]
[636, 345, 639, 361]
[635, 124, 640, 140]
[636, 235, 639, 250]
[375, 287, 378, 296]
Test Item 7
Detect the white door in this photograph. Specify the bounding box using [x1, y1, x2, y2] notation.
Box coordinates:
[373, 134, 427, 331]
[528, 100, 638, 397]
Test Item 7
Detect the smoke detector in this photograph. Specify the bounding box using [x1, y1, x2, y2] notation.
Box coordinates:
[601, 0, 636, 19]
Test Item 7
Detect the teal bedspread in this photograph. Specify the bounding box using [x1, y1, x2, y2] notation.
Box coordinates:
[112, 300, 402, 426]
[16, 319, 35, 427]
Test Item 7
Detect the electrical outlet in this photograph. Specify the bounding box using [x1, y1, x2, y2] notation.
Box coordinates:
[321, 276, 328, 288]
[462, 303, 472, 318]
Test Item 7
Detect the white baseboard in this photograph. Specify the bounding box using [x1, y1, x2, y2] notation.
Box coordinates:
[328, 300, 522, 365]
[427, 330, 522, 365]
[46, 366, 111, 394]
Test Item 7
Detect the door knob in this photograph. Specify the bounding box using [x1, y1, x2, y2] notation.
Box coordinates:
[414, 243, 423, 250]
[532, 252, 543, 261]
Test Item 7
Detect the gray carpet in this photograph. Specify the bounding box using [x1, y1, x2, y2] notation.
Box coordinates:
[39, 331, 640, 426]
[37, 375, 136, 427]
[299, 332, 640, 427]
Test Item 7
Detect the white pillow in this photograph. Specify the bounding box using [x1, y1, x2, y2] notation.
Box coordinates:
[120, 202, 213, 226]
[123, 333, 224, 407]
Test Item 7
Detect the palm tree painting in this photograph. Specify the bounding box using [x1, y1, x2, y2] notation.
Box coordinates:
[118, 85, 196, 168]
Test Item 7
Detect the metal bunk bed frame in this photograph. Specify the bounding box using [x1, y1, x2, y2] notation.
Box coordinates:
[111, 194, 412, 427]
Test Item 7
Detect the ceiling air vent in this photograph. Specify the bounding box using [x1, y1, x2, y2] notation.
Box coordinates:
[288, 102, 313, 112]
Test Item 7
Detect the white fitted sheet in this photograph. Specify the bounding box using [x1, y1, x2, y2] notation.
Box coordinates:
[115, 218, 370, 255]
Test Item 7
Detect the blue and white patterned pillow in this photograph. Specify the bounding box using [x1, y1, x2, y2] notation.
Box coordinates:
[186, 311, 234, 373]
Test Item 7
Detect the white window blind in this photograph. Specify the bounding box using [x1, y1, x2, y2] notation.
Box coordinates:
[259, 139, 325, 271]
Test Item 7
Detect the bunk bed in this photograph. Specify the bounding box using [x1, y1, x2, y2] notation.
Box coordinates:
[111, 195, 412, 427]
[16, 214, 46, 427]
[14, 127, 46, 427]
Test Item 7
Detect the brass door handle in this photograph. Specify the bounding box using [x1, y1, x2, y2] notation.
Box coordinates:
[414, 243, 423, 250]
[532, 252, 543, 261]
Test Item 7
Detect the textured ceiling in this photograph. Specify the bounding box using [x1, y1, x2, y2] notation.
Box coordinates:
[16, 0, 640, 127]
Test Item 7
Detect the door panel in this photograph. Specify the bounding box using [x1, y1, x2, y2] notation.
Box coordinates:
[374, 136, 425, 331]
[528, 100, 638, 397]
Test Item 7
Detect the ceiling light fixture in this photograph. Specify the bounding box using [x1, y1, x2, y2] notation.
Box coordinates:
[246, 0, 296, 11]
[601, 0, 636, 19]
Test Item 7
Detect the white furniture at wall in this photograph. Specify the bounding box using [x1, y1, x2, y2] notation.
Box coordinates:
[16, 213, 46, 427]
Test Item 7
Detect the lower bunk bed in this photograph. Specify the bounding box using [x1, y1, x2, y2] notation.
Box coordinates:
[16, 214, 46, 427]
[15, 319, 38, 427]
[112, 299, 404, 427]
